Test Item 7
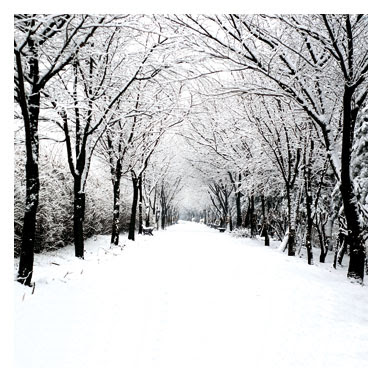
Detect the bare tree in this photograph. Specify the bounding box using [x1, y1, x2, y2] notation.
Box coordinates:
[14, 14, 109, 284]
[171, 14, 368, 281]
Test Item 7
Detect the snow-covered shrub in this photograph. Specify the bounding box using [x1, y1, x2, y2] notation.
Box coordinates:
[35, 153, 73, 251]
[83, 175, 112, 238]
[14, 144, 26, 257]
[14, 146, 132, 256]
[82, 169, 132, 238]
[231, 227, 251, 238]
[15, 150, 74, 254]
[351, 105, 368, 231]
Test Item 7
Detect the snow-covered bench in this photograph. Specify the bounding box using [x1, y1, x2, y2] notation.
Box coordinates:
[142, 226, 154, 236]
[209, 224, 225, 232]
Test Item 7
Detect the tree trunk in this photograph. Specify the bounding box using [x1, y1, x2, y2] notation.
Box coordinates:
[160, 184, 166, 230]
[326, 213, 336, 252]
[161, 201, 167, 230]
[315, 213, 329, 263]
[261, 195, 270, 246]
[250, 195, 256, 238]
[342, 85, 366, 282]
[224, 191, 229, 230]
[17, 157, 40, 285]
[338, 236, 347, 266]
[16, 43, 41, 286]
[304, 139, 314, 265]
[288, 228, 296, 256]
[244, 198, 251, 228]
[286, 187, 296, 256]
[73, 176, 85, 258]
[145, 206, 150, 227]
[333, 231, 346, 268]
[129, 177, 139, 241]
[138, 176, 143, 234]
[305, 184, 314, 265]
[111, 160, 122, 245]
[156, 209, 160, 230]
[235, 190, 242, 228]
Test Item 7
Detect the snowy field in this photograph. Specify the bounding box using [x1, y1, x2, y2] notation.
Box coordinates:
[14, 221, 368, 381]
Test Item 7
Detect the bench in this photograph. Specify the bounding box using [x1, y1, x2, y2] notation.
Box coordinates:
[209, 224, 225, 232]
[142, 226, 154, 236]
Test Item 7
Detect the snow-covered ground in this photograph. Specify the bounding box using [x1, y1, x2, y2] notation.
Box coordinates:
[14, 221, 368, 381]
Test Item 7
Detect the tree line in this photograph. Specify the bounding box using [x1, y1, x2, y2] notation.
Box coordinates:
[14, 15, 185, 285]
[177, 14, 368, 282]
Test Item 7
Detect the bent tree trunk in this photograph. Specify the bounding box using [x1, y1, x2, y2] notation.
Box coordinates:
[73, 177, 86, 258]
[111, 160, 122, 245]
[317, 215, 329, 263]
[128, 176, 139, 241]
[342, 85, 366, 281]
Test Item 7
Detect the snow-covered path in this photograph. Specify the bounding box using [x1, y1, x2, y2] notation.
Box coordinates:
[14, 222, 367, 380]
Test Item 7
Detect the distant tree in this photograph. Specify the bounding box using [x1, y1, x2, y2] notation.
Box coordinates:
[127, 100, 184, 240]
[49, 21, 174, 256]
